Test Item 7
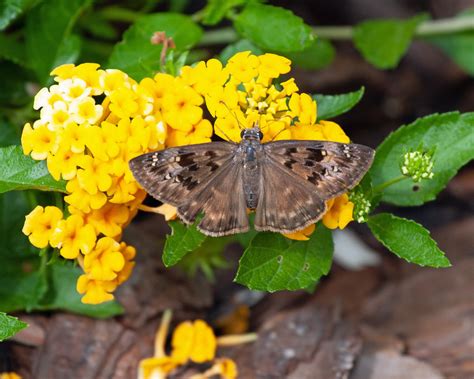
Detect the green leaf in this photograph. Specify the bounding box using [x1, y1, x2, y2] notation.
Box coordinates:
[0, 0, 36, 31]
[25, 0, 89, 82]
[108, 13, 203, 81]
[0, 312, 27, 342]
[235, 226, 333, 292]
[0, 191, 48, 312]
[36, 264, 123, 318]
[371, 112, 474, 206]
[0, 61, 30, 106]
[234, 3, 314, 53]
[162, 220, 207, 267]
[0, 145, 66, 194]
[427, 9, 474, 76]
[367, 213, 450, 268]
[313, 86, 365, 120]
[286, 39, 335, 70]
[0, 33, 26, 66]
[354, 14, 427, 69]
[219, 39, 263, 63]
[202, 0, 245, 26]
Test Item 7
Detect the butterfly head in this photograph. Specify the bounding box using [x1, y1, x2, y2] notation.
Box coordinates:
[240, 126, 263, 141]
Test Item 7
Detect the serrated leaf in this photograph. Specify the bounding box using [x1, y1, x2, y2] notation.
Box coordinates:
[163, 220, 207, 267]
[108, 13, 203, 81]
[202, 0, 245, 26]
[0, 312, 27, 341]
[235, 226, 333, 292]
[0, 0, 36, 31]
[371, 112, 474, 206]
[0, 145, 66, 194]
[219, 39, 263, 63]
[313, 86, 365, 120]
[26, 0, 89, 83]
[368, 213, 450, 268]
[234, 3, 313, 53]
[354, 14, 427, 69]
[427, 9, 474, 76]
[286, 39, 335, 70]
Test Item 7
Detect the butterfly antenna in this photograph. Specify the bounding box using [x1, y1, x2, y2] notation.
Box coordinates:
[213, 122, 235, 143]
[268, 114, 294, 142]
[220, 101, 246, 131]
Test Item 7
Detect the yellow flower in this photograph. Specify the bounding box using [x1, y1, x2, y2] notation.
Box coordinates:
[50, 214, 96, 259]
[162, 83, 203, 132]
[88, 203, 130, 238]
[99, 68, 131, 95]
[109, 87, 139, 119]
[57, 77, 91, 102]
[40, 100, 72, 130]
[76, 155, 113, 195]
[289, 93, 316, 125]
[209, 358, 239, 379]
[115, 242, 136, 285]
[226, 51, 259, 82]
[85, 124, 120, 161]
[258, 53, 291, 79]
[284, 224, 316, 241]
[22, 206, 63, 248]
[21, 121, 57, 160]
[46, 147, 82, 181]
[33, 85, 63, 110]
[76, 274, 117, 304]
[70, 97, 103, 125]
[181, 59, 229, 95]
[64, 178, 107, 213]
[171, 320, 217, 364]
[322, 194, 354, 229]
[318, 120, 350, 143]
[83, 237, 125, 281]
[59, 121, 88, 154]
[0, 373, 22, 379]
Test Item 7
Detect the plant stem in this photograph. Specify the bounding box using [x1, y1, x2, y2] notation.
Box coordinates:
[216, 333, 258, 346]
[373, 175, 408, 193]
[198, 16, 474, 46]
[100, 6, 143, 23]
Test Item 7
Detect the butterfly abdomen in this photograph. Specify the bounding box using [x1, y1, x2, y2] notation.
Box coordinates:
[241, 140, 262, 209]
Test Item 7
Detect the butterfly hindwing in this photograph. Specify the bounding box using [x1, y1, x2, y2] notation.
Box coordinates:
[255, 157, 327, 233]
[129, 142, 235, 206]
[177, 160, 249, 236]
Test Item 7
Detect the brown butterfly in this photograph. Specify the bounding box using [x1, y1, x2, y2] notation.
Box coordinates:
[129, 126, 374, 237]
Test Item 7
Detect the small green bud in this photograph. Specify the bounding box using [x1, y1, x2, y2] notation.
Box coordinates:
[350, 191, 372, 223]
[400, 150, 434, 182]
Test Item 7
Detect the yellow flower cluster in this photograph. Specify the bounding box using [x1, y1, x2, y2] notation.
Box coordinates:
[139, 310, 254, 379]
[0, 373, 22, 379]
[21, 52, 355, 303]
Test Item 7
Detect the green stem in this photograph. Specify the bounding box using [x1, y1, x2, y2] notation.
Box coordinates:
[99, 6, 144, 23]
[373, 175, 408, 193]
[198, 16, 474, 45]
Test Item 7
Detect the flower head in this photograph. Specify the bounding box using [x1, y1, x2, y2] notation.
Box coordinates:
[50, 214, 96, 259]
[401, 149, 435, 182]
[22, 206, 63, 248]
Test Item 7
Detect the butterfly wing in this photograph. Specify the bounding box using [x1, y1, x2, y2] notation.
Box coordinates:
[254, 140, 374, 233]
[129, 142, 249, 236]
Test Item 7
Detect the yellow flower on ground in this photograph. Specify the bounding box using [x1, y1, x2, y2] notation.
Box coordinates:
[171, 320, 217, 364]
[50, 214, 96, 259]
[76, 274, 117, 304]
[0, 372, 22, 379]
[322, 194, 354, 229]
[83, 237, 125, 281]
[22, 206, 63, 248]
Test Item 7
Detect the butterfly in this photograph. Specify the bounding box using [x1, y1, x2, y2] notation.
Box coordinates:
[129, 125, 374, 237]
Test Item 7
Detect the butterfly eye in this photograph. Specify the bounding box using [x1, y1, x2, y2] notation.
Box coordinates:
[240, 129, 246, 138]
[258, 131, 263, 140]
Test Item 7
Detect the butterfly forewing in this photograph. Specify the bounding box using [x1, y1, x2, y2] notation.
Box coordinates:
[129, 142, 235, 206]
[253, 140, 374, 234]
[129, 141, 249, 236]
[264, 140, 374, 199]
